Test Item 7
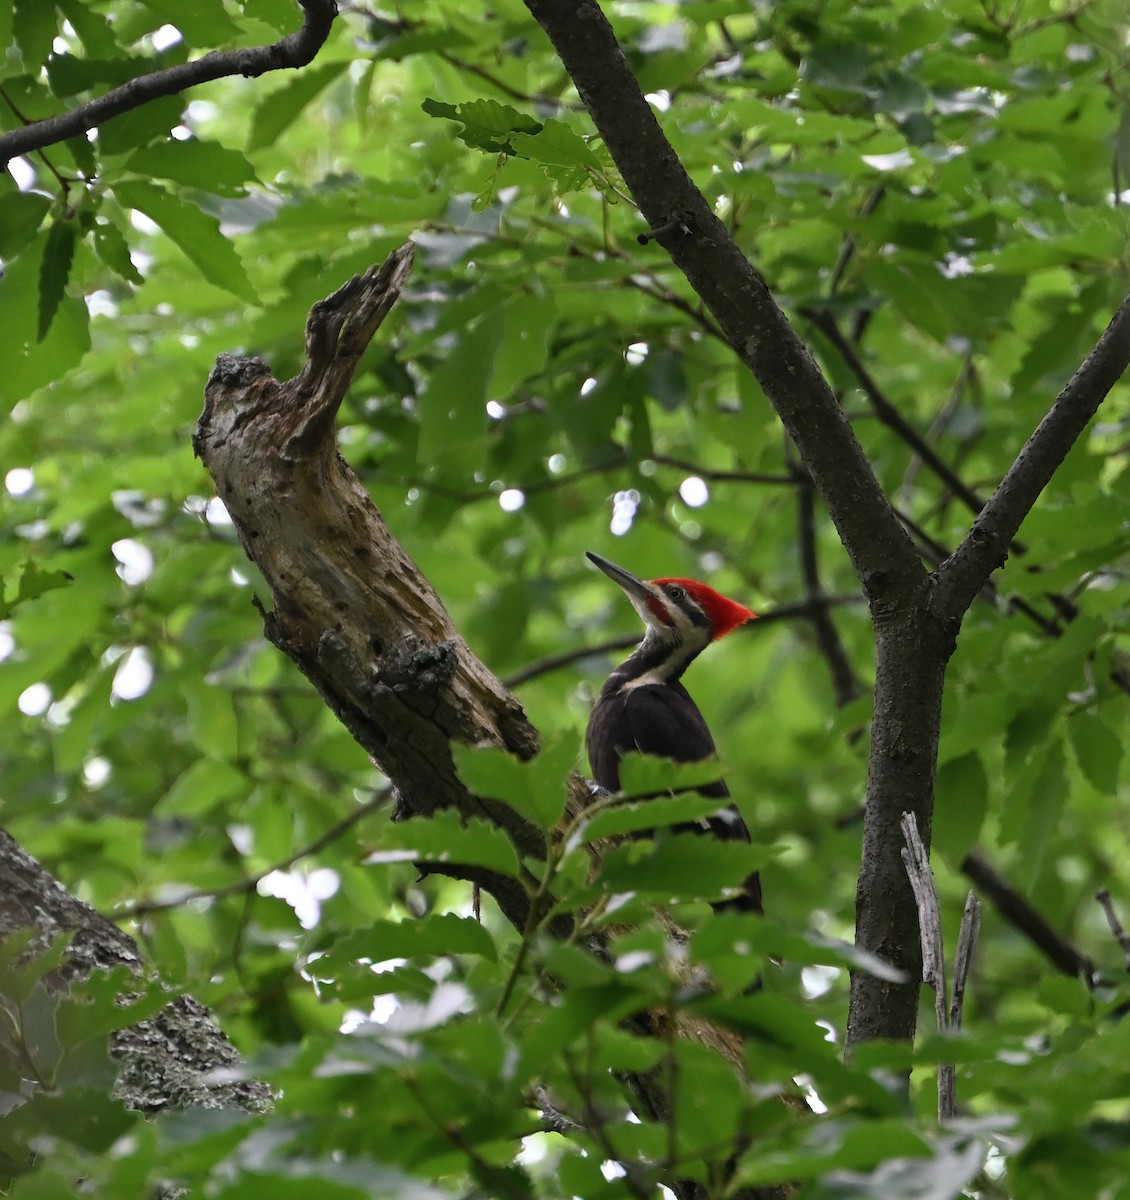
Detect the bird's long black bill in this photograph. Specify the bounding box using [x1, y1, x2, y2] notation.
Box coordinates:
[585, 551, 653, 604]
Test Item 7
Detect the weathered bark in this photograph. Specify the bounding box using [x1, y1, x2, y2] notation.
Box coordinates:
[193, 245, 544, 932]
[0, 829, 271, 1115]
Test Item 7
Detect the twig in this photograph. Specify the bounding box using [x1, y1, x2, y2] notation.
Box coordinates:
[950, 891, 981, 1030]
[1095, 888, 1130, 973]
[638, 219, 691, 245]
[934, 291, 1130, 619]
[0, 0, 338, 167]
[807, 310, 991, 520]
[795, 460, 864, 708]
[963, 851, 1094, 982]
[112, 787, 392, 918]
[901, 813, 946, 1012]
[901, 813, 981, 1122]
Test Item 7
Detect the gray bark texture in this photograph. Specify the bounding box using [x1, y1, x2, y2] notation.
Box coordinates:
[0, 828, 272, 1115]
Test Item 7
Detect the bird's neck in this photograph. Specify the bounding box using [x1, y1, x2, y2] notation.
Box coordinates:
[604, 629, 706, 694]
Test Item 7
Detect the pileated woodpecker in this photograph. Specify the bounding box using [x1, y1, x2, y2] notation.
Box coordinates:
[584, 551, 762, 912]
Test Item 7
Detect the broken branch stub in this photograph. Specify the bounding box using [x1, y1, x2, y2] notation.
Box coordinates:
[193, 244, 543, 909]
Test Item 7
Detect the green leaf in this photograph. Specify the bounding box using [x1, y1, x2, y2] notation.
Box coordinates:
[92, 218, 144, 285]
[99, 94, 186, 155]
[488, 293, 556, 398]
[55, 968, 174, 1050]
[0, 190, 49, 258]
[156, 759, 248, 817]
[422, 97, 542, 153]
[12, 0, 54, 69]
[365, 811, 521, 877]
[616, 754, 729, 799]
[124, 139, 259, 197]
[453, 733, 576, 830]
[36, 220, 75, 341]
[135, 0, 240, 45]
[1068, 711, 1122, 795]
[416, 310, 500, 468]
[316, 914, 497, 970]
[933, 751, 988, 862]
[247, 63, 348, 152]
[111, 180, 258, 302]
[579, 792, 735, 842]
[596, 831, 762, 901]
[0, 561, 73, 618]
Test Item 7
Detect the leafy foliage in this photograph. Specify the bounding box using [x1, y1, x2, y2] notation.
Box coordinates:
[1, 0, 1129, 1197]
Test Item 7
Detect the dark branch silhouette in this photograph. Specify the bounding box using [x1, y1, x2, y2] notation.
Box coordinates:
[0, 0, 337, 167]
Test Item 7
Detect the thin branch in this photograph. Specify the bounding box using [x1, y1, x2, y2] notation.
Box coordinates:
[934, 293, 1130, 620]
[901, 812, 965, 1122]
[807, 310, 991, 519]
[795, 462, 864, 708]
[113, 788, 392, 919]
[1095, 888, 1130, 974]
[950, 891, 982, 1030]
[0, 0, 338, 167]
[649, 453, 798, 486]
[962, 851, 1095, 982]
[901, 813, 947, 1013]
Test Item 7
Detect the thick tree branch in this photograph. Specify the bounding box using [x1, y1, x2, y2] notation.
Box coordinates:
[0, 829, 270, 1115]
[194, 243, 544, 932]
[521, 0, 922, 607]
[933, 294, 1130, 619]
[0, 0, 337, 167]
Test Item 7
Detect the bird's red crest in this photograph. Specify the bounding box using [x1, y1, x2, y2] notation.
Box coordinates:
[651, 577, 756, 639]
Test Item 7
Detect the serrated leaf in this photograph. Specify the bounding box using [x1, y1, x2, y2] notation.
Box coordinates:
[689, 914, 907, 983]
[422, 96, 542, 153]
[0, 191, 50, 258]
[319, 914, 498, 971]
[366, 811, 521, 877]
[579, 793, 733, 842]
[111, 180, 257, 302]
[134, 0, 240, 45]
[125, 138, 259, 197]
[92, 218, 143, 284]
[510, 118, 600, 169]
[617, 754, 728, 799]
[37, 220, 75, 341]
[453, 734, 576, 830]
[99, 94, 186, 155]
[55, 968, 173, 1050]
[933, 750, 988, 862]
[247, 62, 348, 152]
[1068, 710, 1122, 795]
[596, 831, 762, 900]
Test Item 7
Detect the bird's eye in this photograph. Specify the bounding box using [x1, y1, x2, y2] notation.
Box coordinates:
[664, 584, 684, 601]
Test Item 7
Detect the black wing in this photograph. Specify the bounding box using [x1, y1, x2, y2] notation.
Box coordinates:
[587, 681, 761, 910]
[625, 684, 761, 911]
[624, 683, 753, 840]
